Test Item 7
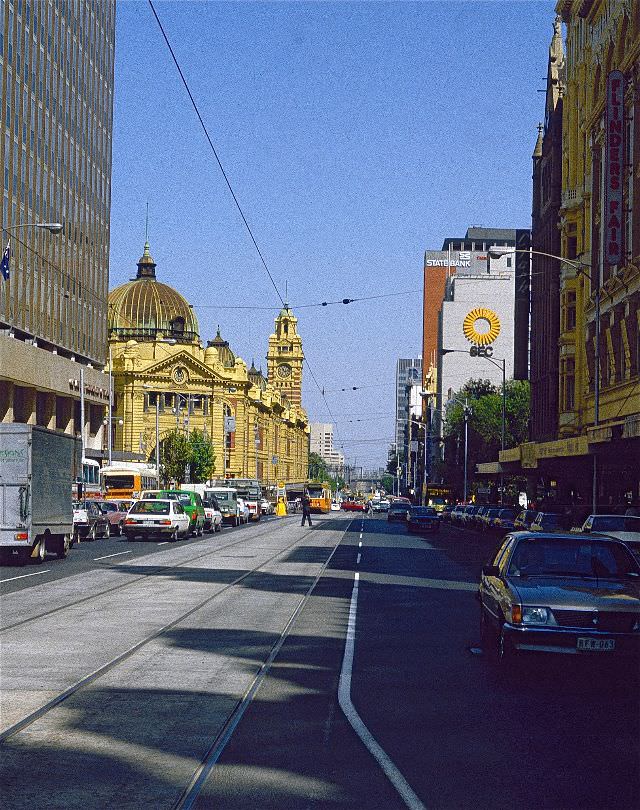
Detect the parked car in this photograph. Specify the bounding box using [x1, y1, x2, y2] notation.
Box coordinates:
[514, 509, 537, 531]
[124, 499, 191, 541]
[330, 501, 341, 511]
[451, 505, 467, 525]
[378, 499, 390, 512]
[581, 514, 640, 556]
[491, 508, 519, 534]
[407, 506, 440, 534]
[260, 498, 274, 516]
[479, 531, 640, 664]
[141, 489, 206, 536]
[461, 505, 480, 528]
[388, 500, 411, 521]
[478, 507, 502, 532]
[95, 500, 130, 537]
[439, 504, 454, 522]
[203, 495, 223, 533]
[529, 512, 568, 532]
[237, 498, 250, 524]
[73, 500, 110, 542]
[473, 505, 492, 530]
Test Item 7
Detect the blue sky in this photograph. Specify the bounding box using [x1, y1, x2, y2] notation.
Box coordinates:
[109, 0, 557, 468]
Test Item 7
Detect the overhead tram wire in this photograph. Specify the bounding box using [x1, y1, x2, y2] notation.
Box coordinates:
[147, 1, 342, 438]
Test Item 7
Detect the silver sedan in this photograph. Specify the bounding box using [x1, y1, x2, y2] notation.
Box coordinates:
[479, 531, 640, 664]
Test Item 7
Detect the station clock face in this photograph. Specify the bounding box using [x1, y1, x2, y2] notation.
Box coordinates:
[172, 365, 188, 384]
[277, 363, 292, 379]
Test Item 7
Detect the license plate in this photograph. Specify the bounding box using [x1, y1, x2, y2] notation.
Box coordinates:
[577, 637, 615, 652]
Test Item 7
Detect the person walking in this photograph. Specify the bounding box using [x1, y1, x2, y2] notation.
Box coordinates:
[301, 490, 312, 527]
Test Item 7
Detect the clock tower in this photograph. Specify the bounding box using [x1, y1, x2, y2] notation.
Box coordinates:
[267, 305, 304, 407]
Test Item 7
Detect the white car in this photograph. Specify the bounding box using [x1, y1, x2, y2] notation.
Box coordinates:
[236, 498, 251, 525]
[581, 514, 640, 556]
[203, 497, 223, 533]
[260, 498, 274, 515]
[123, 499, 191, 541]
[330, 501, 341, 511]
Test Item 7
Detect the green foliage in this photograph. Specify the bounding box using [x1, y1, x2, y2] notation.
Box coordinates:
[381, 473, 394, 494]
[308, 451, 343, 492]
[160, 429, 215, 485]
[442, 378, 531, 498]
[188, 429, 216, 483]
[161, 430, 191, 485]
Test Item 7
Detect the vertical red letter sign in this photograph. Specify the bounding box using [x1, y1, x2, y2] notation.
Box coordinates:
[605, 70, 625, 266]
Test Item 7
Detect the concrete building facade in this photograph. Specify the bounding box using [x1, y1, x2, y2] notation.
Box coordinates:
[395, 357, 422, 490]
[0, 0, 115, 455]
[309, 422, 344, 477]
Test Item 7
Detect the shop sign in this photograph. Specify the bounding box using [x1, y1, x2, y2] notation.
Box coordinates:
[622, 414, 640, 439]
[605, 70, 625, 266]
[520, 442, 538, 469]
[587, 425, 612, 444]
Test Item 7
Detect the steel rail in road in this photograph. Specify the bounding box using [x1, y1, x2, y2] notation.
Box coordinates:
[172, 518, 354, 810]
[0, 518, 347, 745]
[0, 518, 284, 635]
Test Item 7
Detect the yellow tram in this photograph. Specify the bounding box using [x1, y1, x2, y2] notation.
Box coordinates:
[307, 483, 332, 513]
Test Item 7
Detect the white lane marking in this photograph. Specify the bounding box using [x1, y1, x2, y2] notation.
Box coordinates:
[338, 573, 426, 810]
[93, 550, 132, 561]
[157, 542, 169, 546]
[358, 541, 362, 548]
[356, 552, 361, 564]
[0, 569, 51, 584]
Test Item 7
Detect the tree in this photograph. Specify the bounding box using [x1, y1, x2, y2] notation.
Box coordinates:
[442, 379, 530, 499]
[381, 473, 394, 494]
[188, 429, 216, 483]
[161, 429, 191, 485]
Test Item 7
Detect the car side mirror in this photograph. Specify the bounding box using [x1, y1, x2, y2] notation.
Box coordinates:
[482, 565, 500, 578]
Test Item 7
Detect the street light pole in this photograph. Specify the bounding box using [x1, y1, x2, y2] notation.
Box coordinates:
[489, 246, 599, 512]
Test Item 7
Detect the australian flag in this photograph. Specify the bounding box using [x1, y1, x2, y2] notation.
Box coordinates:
[0, 240, 9, 281]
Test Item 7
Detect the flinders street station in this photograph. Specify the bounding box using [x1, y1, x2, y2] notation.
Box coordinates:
[107, 243, 309, 486]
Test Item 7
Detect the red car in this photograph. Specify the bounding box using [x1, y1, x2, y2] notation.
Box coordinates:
[342, 500, 365, 512]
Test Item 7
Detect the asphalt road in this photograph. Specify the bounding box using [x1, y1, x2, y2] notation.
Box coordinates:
[1, 514, 638, 809]
[0, 516, 277, 596]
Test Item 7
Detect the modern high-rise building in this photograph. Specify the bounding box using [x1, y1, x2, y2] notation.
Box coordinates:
[310, 422, 344, 476]
[0, 0, 115, 449]
[395, 357, 422, 489]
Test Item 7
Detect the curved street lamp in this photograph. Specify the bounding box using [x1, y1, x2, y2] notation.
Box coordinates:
[488, 246, 599, 513]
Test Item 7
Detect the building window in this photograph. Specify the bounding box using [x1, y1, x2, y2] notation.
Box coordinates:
[564, 291, 576, 331]
[561, 357, 575, 411]
[170, 316, 185, 336]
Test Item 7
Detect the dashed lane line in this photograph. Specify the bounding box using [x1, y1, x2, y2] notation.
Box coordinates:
[93, 551, 133, 561]
[357, 552, 361, 564]
[338, 572, 426, 810]
[0, 569, 51, 584]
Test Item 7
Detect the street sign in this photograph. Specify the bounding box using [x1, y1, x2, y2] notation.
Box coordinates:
[224, 416, 236, 432]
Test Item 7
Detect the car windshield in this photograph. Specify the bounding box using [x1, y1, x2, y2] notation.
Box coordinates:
[130, 501, 171, 515]
[411, 507, 437, 516]
[508, 537, 639, 579]
[211, 491, 234, 506]
[591, 515, 640, 532]
[499, 509, 517, 519]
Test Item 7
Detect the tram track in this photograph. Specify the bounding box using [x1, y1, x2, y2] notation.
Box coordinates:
[0, 516, 349, 746]
[0, 518, 291, 634]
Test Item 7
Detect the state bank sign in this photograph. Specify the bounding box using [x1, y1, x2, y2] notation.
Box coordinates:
[605, 71, 625, 266]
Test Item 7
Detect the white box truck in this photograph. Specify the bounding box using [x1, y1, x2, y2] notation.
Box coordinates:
[0, 424, 77, 564]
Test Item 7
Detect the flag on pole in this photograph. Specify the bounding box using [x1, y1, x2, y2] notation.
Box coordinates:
[0, 240, 10, 281]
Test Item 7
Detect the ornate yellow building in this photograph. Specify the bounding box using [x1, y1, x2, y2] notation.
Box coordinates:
[107, 243, 309, 486]
[494, 3, 640, 509]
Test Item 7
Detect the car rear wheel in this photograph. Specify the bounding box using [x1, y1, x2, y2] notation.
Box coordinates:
[87, 524, 97, 542]
[55, 534, 71, 559]
[34, 536, 46, 563]
[170, 527, 179, 542]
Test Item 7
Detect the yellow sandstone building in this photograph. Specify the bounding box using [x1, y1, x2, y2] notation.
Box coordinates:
[107, 243, 309, 487]
[494, 2, 640, 509]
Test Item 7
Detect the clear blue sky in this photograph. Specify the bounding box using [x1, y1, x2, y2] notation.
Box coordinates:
[109, 0, 557, 469]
